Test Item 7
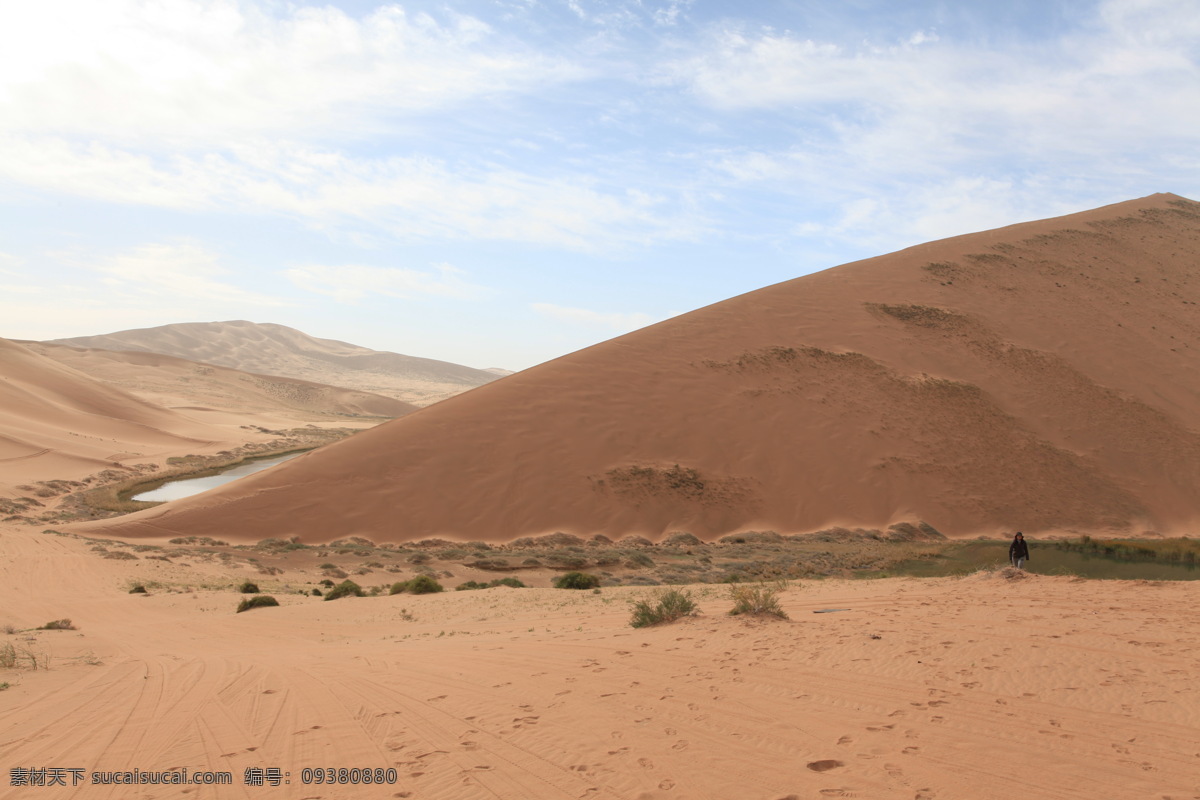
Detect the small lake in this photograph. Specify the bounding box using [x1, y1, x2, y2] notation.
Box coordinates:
[131, 452, 304, 502]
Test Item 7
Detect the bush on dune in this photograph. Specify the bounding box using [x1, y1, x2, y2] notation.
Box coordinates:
[553, 572, 601, 590]
[324, 580, 365, 601]
[236, 595, 279, 613]
[728, 581, 790, 619]
[629, 588, 699, 628]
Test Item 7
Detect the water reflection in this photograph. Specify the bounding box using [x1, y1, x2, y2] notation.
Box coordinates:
[132, 452, 303, 502]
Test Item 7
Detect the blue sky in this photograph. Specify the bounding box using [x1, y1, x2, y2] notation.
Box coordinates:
[1, 0, 1197, 370]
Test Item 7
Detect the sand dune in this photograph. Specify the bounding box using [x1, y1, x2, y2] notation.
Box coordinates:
[81, 193, 1200, 545]
[48, 320, 501, 407]
[0, 338, 224, 487]
[20, 341, 417, 421]
[0, 524, 1197, 799]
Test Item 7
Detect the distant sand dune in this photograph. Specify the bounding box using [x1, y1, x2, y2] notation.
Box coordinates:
[48, 320, 501, 407]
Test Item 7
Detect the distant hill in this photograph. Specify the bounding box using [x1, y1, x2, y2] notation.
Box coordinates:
[83, 194, 1200, 544]
[21, 341, 417, 421]
[48, 321, 502, 406]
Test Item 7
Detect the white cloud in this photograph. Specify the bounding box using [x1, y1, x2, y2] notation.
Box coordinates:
[285, 263, 483, 303]
[0, 0, 563, 143]
[95, 241, 290, 306]
[672, 2, 1200, 166]
[0, 138, 696, 250]
[531, 302, 658, 331]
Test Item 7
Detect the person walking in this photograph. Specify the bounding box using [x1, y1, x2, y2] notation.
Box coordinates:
[1009, 531, 1030, 569]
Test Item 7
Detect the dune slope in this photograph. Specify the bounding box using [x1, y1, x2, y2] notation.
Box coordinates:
[0, 338, 221, 486]
[83, 194, 1200, 543]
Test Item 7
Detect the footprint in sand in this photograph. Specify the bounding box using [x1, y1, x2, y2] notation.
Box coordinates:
[671, 741, 689, 751]
[806, 760, 844, 772]
[638, 758, 654, 769]
[837, 736, 853, 746]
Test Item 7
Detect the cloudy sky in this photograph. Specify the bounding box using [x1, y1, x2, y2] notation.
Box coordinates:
[1, 0, 1197, 370]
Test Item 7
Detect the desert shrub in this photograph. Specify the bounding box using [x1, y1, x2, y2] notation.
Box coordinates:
[319, 562, 338, 570]
[456, 577, 527, 591]
[623, 552, 655, 569]
[129, 585, 148, 594]
[630, 588, 699, 628]
[239, 581, 260, 594]
[389, 580, 409, 595]
[311, 588, 322, 596]
[323, 580, 364, 601]
[728, 581, 790, 619]
[319, 579, 335, 588]
[236, 595, 280, 613]
[405, 575, 444, 594]
[554, 571, 601, 590]
[39, 619, 75, 630]
[0, 642, 15, 668]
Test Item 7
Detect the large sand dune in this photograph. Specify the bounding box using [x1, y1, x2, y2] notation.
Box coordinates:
[49, 320, 501, 407]
[82, 194, 1200, 544]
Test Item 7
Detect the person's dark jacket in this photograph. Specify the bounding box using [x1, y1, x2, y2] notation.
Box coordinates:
[1009, 537, 1030, 561]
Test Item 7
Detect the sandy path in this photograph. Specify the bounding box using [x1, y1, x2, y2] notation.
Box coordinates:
[1, 526, 1197, 799]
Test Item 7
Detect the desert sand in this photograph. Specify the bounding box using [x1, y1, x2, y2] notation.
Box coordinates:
[1, 524, 1198, 799]
[81, 193, 1200, 545]
[47, 321, 501, 408]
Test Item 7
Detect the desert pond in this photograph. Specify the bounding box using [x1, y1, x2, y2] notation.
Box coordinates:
[131, 452, 303, 502]
[881, 540, 1200, 581]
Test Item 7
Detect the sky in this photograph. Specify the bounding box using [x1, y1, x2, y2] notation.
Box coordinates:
[1, 0, 1198, 371]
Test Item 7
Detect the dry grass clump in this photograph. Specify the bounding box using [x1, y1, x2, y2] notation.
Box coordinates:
[629, 588, 699, 628]
[236, 595, 280, 613]
[39, 619, 76, 630]
[728, 581, 790, 619]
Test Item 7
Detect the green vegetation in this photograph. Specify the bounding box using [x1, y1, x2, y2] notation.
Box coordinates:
[390, 575, 444, 595]
[129, 585, 148, 594]
[323, 580, 365, 601]
[553, 571, 601, 590]
[238, 581, 260, 594]
[1054, 535, 1200, 564]
[728, 581, 790, 619]
[236, 595, 280, 613]
[629, 588, 699, 628]
[456, 577, 527, 591]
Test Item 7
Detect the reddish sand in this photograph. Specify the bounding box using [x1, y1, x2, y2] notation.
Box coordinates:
[80, 193, 1200, 544]
[1, 524, 1197, 799]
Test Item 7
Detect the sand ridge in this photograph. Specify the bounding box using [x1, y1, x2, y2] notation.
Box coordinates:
[79, 193, 1200, 544]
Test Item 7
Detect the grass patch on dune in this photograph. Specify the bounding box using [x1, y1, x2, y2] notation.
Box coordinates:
[236, 595, 280, 613]
[629, 588, 699, 628]
[728, 581, 790, 619]
[324, 580, 365, 600]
